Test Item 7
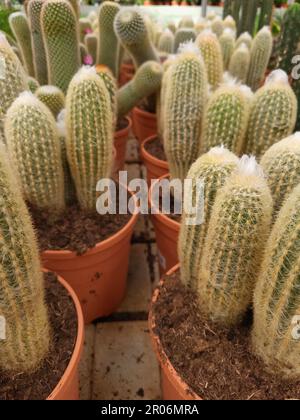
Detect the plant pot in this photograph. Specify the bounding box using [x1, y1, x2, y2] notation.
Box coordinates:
[119, 63, 135, 87]
[141, 136, 169, 186]
[132, 106, 157, 145]
[149, 264, 201, 400]
[41, 200, 138, 324]
[46, 271, 84, 400]
[114, 117, 132, 173]
[149, 174, 180, 275]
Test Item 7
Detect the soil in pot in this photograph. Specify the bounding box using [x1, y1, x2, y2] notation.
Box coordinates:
[153, 271, 300, 401]
[144, 136, 167, 162]
[0, 272, 77, 400]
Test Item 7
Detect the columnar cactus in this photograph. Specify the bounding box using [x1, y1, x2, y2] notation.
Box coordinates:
[258, 0, 274, 31]
[85, 33, 97, 64]
[28, 0, 48, 85]
[229, 42, 250, 84]
[261, 133, 300, 217]
[9, 12, 35, 77]
[201, 83, 252, 155]
[245, 70, 297, 158]
[238, 0, 259, 36]
[36, 85, 65, 118]
[253, 183, 300, 379]
[41, 0, 81, 93]
[235, 31, 252, 50]
[96, 65, 117, 127]
[246, 26, 273, 91]
[196, 30, 223, 90]
[0, 145, 50, 373]
[114, 9, 159, 69]
[27, 76, 40, 93]
[65, 67, 113, 212]
[219, 28, 235, 70]
[117, 61, 163, 120]
[211, 16, 224, 37]
[5, 92, 65, 212]
[198, 156, 272, 327]
[97, 2, 121, 77]
[79, 18, 92, 43]
[164, 50, 208, 182]
[174, 28, 196, 53]
[179, 147, 238, 290]
[158, 29, 174, 54]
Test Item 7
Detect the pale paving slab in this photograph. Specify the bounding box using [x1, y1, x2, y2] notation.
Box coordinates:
[92, 321, 161, 400]
[79, 324, 96, 400]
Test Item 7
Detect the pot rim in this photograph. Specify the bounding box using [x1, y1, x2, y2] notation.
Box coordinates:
[141, 136, 169, 170]
[115, 116, 132, 139]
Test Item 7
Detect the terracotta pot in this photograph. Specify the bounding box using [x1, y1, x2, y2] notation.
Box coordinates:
[46, 271, 84, 400]
[114, 117, 132, 173]
[41, 198, 138, 324]
[149, 264, 201, 400]
[119, 63, 135, 87]
[132, 107, 157, 145]
[141, 136, 169, 186]
[149, 174, 180, 275]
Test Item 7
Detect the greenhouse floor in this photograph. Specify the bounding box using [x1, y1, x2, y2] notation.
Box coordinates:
[78, 132, 162, 400]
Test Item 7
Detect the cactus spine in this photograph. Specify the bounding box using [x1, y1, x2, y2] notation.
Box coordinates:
[36, 85, 65, 118]
[245, 70, 297, 158]
[158, 29, 174, 54]
[229, 42, 250, 84]
[41, 0, 80, 93]
[179, 147, 238, 290]
[65, 67, 113, 212]
[196, 30, 223, 90]
[5, 92, 65, 212]
[198, 156, 272, 327]
[219, 28, 235, 70]
[0, 145, 50, 373]
[174, 28, 196, 53]
[253, 183, 300, 380]
[85, 33, 97, 64]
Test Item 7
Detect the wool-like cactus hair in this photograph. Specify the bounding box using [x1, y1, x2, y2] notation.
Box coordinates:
[196, 30, 223, 90]
[229, 42, 250, 84]
[36, 85, 65, 118]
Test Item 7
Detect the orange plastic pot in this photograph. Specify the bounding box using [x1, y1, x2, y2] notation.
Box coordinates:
[149, 264, 201, 400]
[46, 271, 84, 400]
[114, 117, 132, 173]
[132, 107, 157, 145]
[149, 174, 180, 275]
[141, 136, 169, 186]
[41, 202, 138, 324]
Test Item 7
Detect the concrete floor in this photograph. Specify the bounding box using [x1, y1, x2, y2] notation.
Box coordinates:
[79, 134, 162, 400]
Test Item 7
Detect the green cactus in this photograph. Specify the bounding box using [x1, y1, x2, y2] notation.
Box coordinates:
[79, 42, 88, 64]
[258, 0, 274, 31]
[201, 83, 252, 155]
[97, 2, 121, 77]
[67, 0, 79, 19]
[235, 31, 252, 50]
[28, 0, 48, 85]
[253, 183, 300, 379]
[5, 92, 65, 212]
[219, 28, 235, 70]
[0, 144, 50, 373]
[198, 156, 272, 327]
[164, 49, 208, 182]
[246, 26, 273, 92]
[65, 67, 113, 212]
[9, 12, 35, 77]
[292, 77, 300, 131]
[158, 29, 174, 54]
[27, 76, 40, 93]
[196, 30, 223, 90]
[211, 16, 224, 38]
[79, 18, 92, 43]
[179, 147, 238, 290]
[36, 85, 65, 118]
[238, 0, 259, 36]
[229, 42, 250, 84]
[114, 8, 159, 69]
[174, 28, 196, 53]
[178, 16, 194, 29]
[96, 65, 117, 128]
[223, 0, 234, 19]
[245, 70, 297, 158]
[85, 33, 97, 64]
[41, 0, 80, 93]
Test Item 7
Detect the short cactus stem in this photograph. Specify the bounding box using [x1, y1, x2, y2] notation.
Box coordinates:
[196, 30, 223, 90]
[35, 85, 65, 118]
[229, 42, 250, 84]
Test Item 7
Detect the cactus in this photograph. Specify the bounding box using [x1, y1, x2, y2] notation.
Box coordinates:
[261, 133, 300, 217]
[27, 76, 40, 93]
[292, 77, 300, 132]
[174, 28, 196, 53]
[96, 65, 117, 127]
[68, 0, 79, 19]
[80, 42, 89, 64]
[223, 15, 236, 33]
[246, 26, 273, 92]
[158, 29, 174, 54]
[167, 21, 176, 34]
[178, 16, 194, 29]
[85, 33, 97, 64]
[41, 0, 80, 93]
[164, 49, 208, 182]
[28, 0, 48, 85]
[79, 18, 92, 43]
[196, 30, 223, 90]
[201, 82, 252, 155]
[211, 16, 224, 38]
[9, 12, 35, 77]
[5, 92, 65, 212]
[258, 0, 274, 31]
[36, 85, 65, 118]
[235, 31, 252, 50]
[0, 144, 50, 373]
[65, 67, 113, 212]
[252, 183, 300, 379]
[245, 70, 297, 158]
[194, 20, 206, 35]
[114, 9, 159, 69]
[229, 42, 250, 84]
[179, 147, 238, 290]
[97, 2, 120, 77]
[117, 61, 163, 120]
[219, 28, 235, 70]
[198, 156, 272, 327]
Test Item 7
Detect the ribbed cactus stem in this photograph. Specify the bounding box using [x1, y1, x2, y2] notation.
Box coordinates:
[228, 42, 250, 83]
[68, 0, 79, 19]
[158, 29, 174, 54]
[85, 33, 97, 64]
[219, 28, 235, 69]
[236, 31, 252, 49]
[36, 85, 65, 118]
[196, 30, 223, 90]
[179, 147, 238, 290]
[245, 70, 297, 158]
[198, 156, 272, 327]
[65, 67, 113, 212]
[174, 28, 196, 53]
[0, 144, 50, 373]
[253, 183, 300, 380]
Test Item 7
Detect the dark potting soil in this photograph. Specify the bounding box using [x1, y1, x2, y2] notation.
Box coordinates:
[144, 136, 167, 162]
[0, 272, 77, 400]
[153, 272, 300, 400]
[116, 117, 129, 132]
[158, 191, 181, 223]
